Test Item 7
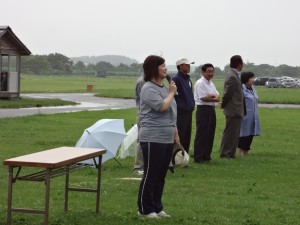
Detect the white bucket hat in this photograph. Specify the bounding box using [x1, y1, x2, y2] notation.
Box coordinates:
[176, 57, 195, 66]
[170, 143, 190, 168]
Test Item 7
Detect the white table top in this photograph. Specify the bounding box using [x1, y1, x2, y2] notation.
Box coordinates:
[3, 146, 106, 168]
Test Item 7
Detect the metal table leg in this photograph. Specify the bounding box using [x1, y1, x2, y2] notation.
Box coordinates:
[7, 166, 13, 225]
[96, 155, 102, 213]
[44, 168, 51, 225]
[64, 166, 70, 212]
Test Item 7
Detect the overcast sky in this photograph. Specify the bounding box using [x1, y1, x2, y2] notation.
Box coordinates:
[1, 0, 299, 68]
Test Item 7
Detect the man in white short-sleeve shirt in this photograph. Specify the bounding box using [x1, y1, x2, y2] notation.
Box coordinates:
[193, 63, 219, 163]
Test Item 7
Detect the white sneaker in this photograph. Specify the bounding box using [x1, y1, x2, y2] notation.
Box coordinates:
[157, 211, 171, 218]
[137, 170, 144, 175]
[138, 212, 160, 219]
[133, 169, 144, 176]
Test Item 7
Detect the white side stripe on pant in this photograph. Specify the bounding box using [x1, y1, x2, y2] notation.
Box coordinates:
[140, 142, 151, 214]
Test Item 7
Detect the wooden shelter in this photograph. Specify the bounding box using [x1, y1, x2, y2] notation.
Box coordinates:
[0, 26, 31, 99]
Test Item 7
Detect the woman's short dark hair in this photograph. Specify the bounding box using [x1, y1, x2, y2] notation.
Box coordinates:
[201, 63, 214, 72]
[143, 55, 165, 82]
[241, 72, 255, 84]
[230, 55, 243, 69]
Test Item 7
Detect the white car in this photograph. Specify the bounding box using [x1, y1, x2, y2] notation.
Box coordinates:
[294, 80, 300, 88]
[265, 77, 281, 88]
[281, 79, 295, 88]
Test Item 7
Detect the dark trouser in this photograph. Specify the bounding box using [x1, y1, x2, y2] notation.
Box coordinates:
[137, 142, 173, 215]
[177, 110, 193, 153]
[194, 105, 216, 162]
[238, 136, 254, 151]
[220, 117, 242, 158]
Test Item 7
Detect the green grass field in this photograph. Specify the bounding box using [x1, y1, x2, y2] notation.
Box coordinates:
[18, 74, 300, 104]
[0, 74, 299, 224]
[0, 107, 299, 225]
[3, 75, 299, 109]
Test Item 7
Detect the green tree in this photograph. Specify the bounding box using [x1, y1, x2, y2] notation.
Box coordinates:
[255, 64, 275, 77]
[117, 63, 130, 71]
[214, 67, 223, 77]
[275, 64, 298, 77]
[95, 61, 115, 71]
[86, 63, 96, 70]
[47, 53, 73, 73]
[21, 55, 51, 74]
[129, 63, 143, 72]
[73, 61, 86, 70]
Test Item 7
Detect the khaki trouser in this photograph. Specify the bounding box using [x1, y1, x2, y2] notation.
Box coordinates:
[133, 112, 144, 170]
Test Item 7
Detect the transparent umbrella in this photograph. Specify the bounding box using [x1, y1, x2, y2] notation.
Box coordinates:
[75, 119, 127, 166]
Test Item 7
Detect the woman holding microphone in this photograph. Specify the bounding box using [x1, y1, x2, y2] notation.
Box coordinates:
[137, 55, 179, 218]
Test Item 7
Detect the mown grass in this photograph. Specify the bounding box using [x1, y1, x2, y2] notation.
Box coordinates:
[20, 75, 135, 98]
[0, 98, 77, 109]
[19, 74, 300, 104]
[0, 108, 299, 225]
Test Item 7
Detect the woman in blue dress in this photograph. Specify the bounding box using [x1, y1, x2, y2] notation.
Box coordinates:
[238, 72, 261, 155]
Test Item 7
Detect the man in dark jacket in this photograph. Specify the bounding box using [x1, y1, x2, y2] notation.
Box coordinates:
[172, 57, 195, 153]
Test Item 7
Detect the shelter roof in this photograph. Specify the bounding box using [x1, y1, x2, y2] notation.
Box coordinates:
[0, 26, 31, 55]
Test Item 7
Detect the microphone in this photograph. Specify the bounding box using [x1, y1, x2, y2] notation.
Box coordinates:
[166, 75, 178, 95]
[166, 75, 172, 83]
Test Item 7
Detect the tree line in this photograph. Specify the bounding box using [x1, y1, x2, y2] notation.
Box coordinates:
[21, 53, 300, 78]
[21, 53, 143, 76]
[195, 63, 300, 78]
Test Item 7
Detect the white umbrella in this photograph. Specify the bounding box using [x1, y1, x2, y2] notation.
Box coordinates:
[118, 124, 138, 159]
[75, 119, 127, 165]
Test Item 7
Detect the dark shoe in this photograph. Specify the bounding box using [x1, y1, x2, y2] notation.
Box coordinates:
[194, 155, 205, 162]
[220, 155, 235, 159]
[205, 156, 212, 161]
[168, 167, 174, 174]
[194, 159, 205, 163]
[194, 159, 211, 163]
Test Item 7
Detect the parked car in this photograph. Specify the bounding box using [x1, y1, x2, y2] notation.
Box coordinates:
[280, 76, 293, 81]
[265, 77, 281, 88]
[294, 80, 300, 88]
[281, 79, 295, 88]
[254, 77, 269, 86]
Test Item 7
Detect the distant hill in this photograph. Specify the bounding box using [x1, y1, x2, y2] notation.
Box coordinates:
[70, 55, 196, 72]
[71, 55, 139, 66]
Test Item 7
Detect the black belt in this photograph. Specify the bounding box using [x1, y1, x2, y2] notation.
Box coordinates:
[197, 105, 215, 108]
